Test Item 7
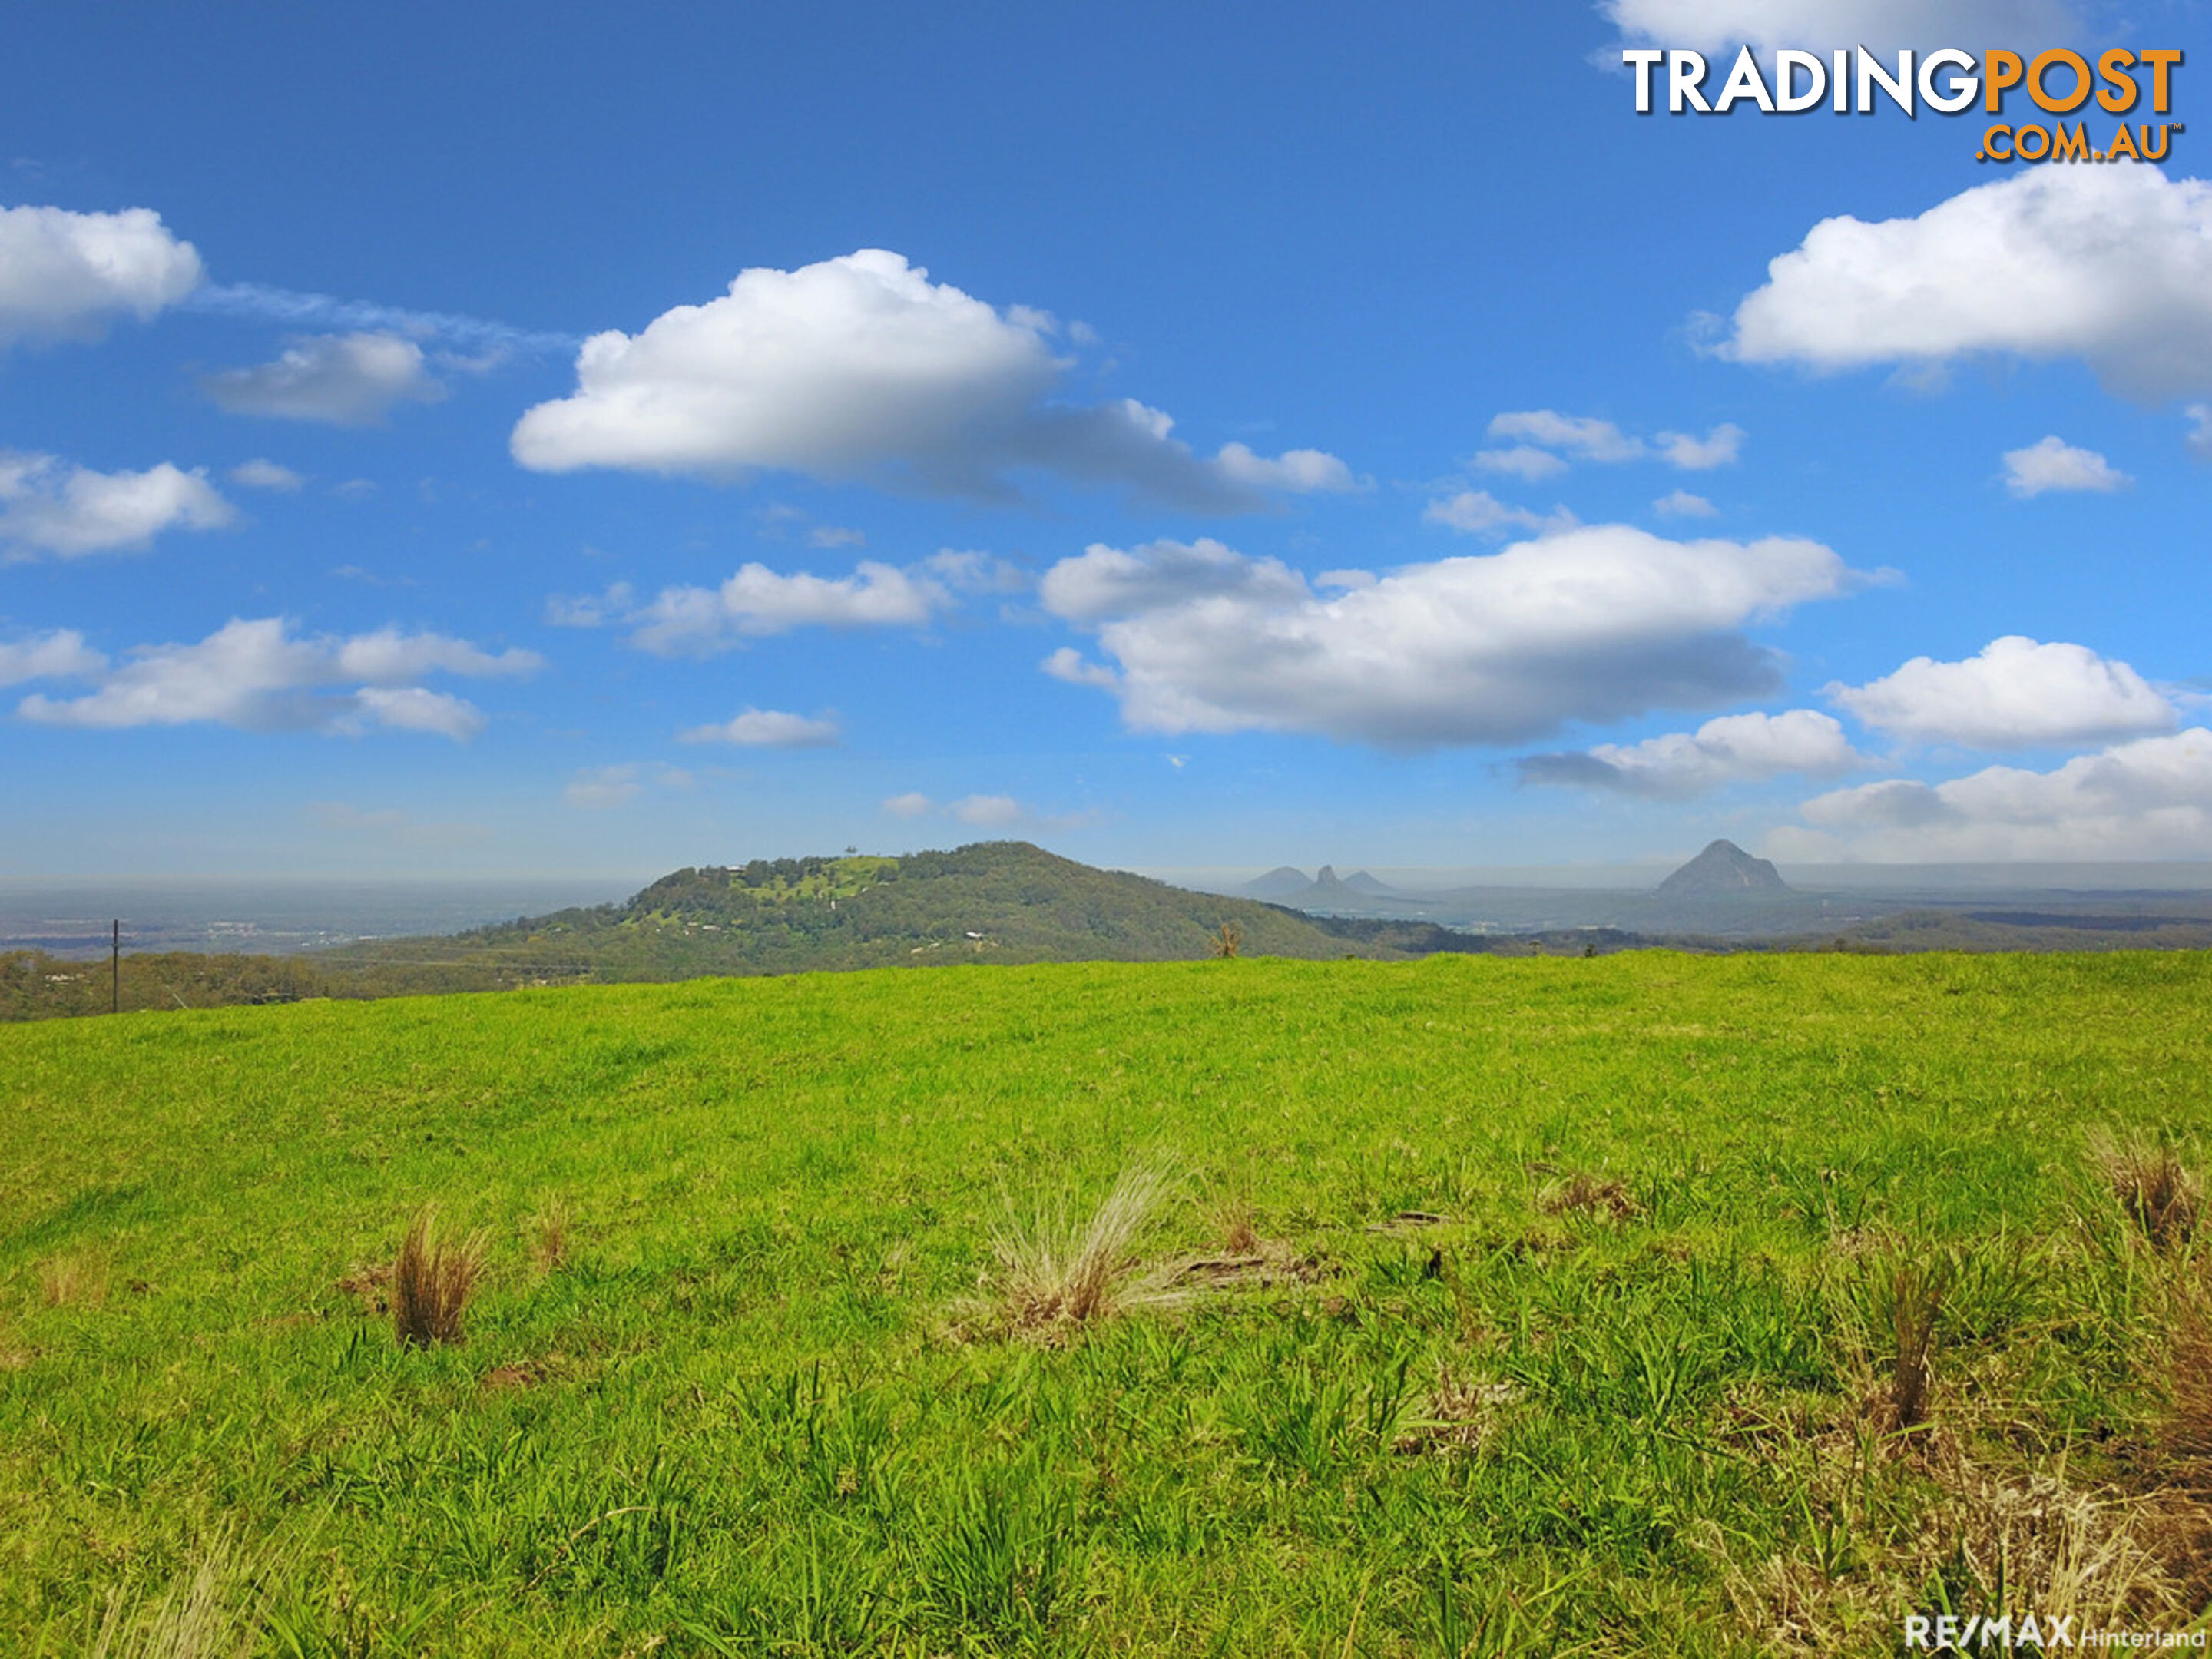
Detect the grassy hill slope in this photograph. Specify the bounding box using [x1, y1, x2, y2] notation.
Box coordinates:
[5, 953, 2212, 1653]
[324, 839, 1399, 982]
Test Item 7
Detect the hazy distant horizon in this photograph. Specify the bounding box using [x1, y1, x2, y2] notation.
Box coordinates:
[13, 849, 2212, 962]
[10, 852, 2212, 897]
[1145, 860, 2212, 897]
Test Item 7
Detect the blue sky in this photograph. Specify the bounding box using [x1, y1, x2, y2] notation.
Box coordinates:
[4, 0, 2209, 878]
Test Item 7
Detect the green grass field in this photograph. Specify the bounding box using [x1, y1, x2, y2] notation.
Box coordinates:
[5, 952, 2211, 1655]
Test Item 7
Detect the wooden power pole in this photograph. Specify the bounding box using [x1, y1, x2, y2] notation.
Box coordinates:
[111, 919, 120, 1015]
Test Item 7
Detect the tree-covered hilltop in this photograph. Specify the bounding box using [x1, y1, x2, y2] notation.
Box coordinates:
[324, 841, 1403, 982]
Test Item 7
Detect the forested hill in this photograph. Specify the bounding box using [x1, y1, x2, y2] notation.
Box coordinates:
[332, 841, 1401, 981]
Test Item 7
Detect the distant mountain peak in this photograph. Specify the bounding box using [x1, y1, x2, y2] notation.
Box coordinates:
[1240, 866, 1313, 901]
[1657, 839, 1790, 896]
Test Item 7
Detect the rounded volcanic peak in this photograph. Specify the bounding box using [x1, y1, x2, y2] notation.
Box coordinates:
[1242, 866, 1314, 900]
[1657, 839, 1791, 896]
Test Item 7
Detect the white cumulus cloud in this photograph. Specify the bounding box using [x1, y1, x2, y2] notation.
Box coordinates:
[1042, 646, 1122, 690]
[626, 559, 951, 657]
[1489, 410, 1647, 464]
[1602, 0, 2082, 52]
[679, 707, 841, 747]
[229, 459, 306, 492]
[0, 629, 106, 687]
[1422, 490, 1578, 539]
[1518, 709, 1866, 798]
[351, 686, 488, 742]
[15, 617, 538, 738]
[2002, 436, 2131, 498]
[1211, 442, 1366, 493]
[1039, 525, 1859, 749]
[921, 548, 1031, 594]
[1654, 489, 1718, 518]
[1829, 637, 2177, 750]
[1724, 167, 2212, 402]
[2190, 405, 2212, 459]
[1770, 729, 2212, 863]
[0, 451, 233, 559]
[509, 248, 1350, 511]
[1472, 445, 1569, 482]
[1655, 424, 1745, 470]
[204, 332, 447, 425]
[1038, 537, 1306, 623]
[1468, 412, 1741, 481]
[877, 789, 1091, 831]
[0, 204, 204, 346]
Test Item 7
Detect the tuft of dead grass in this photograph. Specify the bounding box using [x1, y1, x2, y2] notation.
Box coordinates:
[1939, 1473, 2189, 1636]
[1393, 1367, 1518, 1456]
[88, 1532, 280, 1659]
[2097, 1133, 2199, 1253]
[2107, 1267, 2212, 1605]
[985, 1161, 1184, 1340]
[391, 1205, 488, 1349]
[1885, 1258, 1947, 1439]
[1539, 1171, 1640, 1222]
[2164, 1276, 2212, 1469]
[1201, 1184, 1260, 1255]
[38, 1253, 108, 1309]
[528, 1196, 571, 1273]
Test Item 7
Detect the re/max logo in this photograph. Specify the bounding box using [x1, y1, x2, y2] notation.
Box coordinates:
[1900, 1613, 2212, 1650]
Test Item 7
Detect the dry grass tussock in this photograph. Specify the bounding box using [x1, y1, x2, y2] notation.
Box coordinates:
[1885, 1259, 1946, 1440]
[38, 1252, 108, 1308]
[529, 1196, 571, 1273]
[1942, 1472, 2188, 1634]
[984, 1161, 1185, 1340]
[2095, 1133, 2199, 1253]
[1393, 1366, 1518, 1457]
[392, 1205, 489, 1349]
[1202, 1186, 1260, 1255]
[1721, 1473, 2187, 1656]
[2167, 1277, 2212, 1469]
[1539, 1170, 1640, 1222]
[90, 1534, 276, 1659]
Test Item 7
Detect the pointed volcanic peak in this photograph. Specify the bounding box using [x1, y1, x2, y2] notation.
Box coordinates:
[1242, 866, 1314, 900]
[1338, 871, 1398, 898]
[1656, 839, 1791, 897]
[1306, 865, 1379, 896]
